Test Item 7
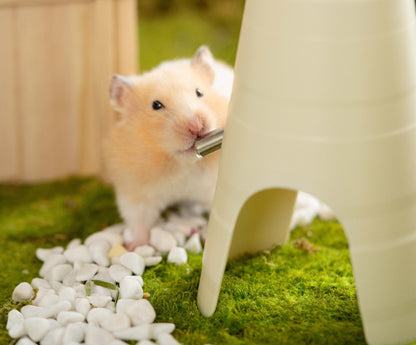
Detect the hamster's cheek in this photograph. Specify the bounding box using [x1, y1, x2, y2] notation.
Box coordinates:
[170, 127, 195, 153]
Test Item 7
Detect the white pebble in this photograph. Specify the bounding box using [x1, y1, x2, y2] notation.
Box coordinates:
[21, 305, 47, 318]
[16, 337, 37, 345]
[318, 203, 336, 221]
[150, 227, 177, 253]
[167, 247, 187, 265]
[62, 268, 78, 287]
[47, 318, 61, 332]
[134, 245, 155, 257]
[45, 264, 72, 282]
[100, 312, 131, 332]
[39, 254, 67, 278]
[85, 325, 115, 344]
[74, 283, 87, 297]
[71, 299, 89, 318]
[168, 215, 206, 234]
[120, 252, 145, 275]
[113, 324, 152, 341]
[24, 317, 50, 342]
[92, 284, 113, 297]
[64, 339, 83, 344]
[294, 209, 316, 227]
[40, 327, 64, 345]
[74, 262, 98, 281]
[131, 275, 144, 286]
[151, 323, 175, 338]
[86, 307, 113, 326]
[156, 333, 182, 345]
[112, 256, 121, 265]
[138, 341, 157, 345]
[36, 247, 64, 262]
[87, 294, 112, 308]
[144, 256, 163, 267]
[31, 278, 51, 290]
[40, 327, 65, 345]
[110, 288, 119, 301]
[43, 300, 72, 318]
[12, 282, 34, 302]
[67, 238, 82, 249]
[59, 286, 76, 303]
[49, 280, 63, 291]
[32, 287, 56, 306]
[172, 231, 186, 247]
[85, 231, 123, 247]
[184, 233, 202, 254]
[92, 267, 115, 284]
[88, 239, 111, 267]
[120, 276, 144, 299]
[106, 301, 116, 312]
[111, 340, 131, 345]
[36, 294, 60, 307]
[296, 192, 321, 209]
[62, 322, 87, 344]
[115, 299, 136, 314]
[165, 216, 191, 235]
[125, 299, 156, 325]
[7, 309, 26, 339]
[109, 264, 132, 282]
[64, 245, 92, 263]
[102, 223, 126, 235]
[57, 311, 85, 326]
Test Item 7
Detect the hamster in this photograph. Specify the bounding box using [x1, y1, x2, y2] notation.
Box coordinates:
[104, 46, 234, 250]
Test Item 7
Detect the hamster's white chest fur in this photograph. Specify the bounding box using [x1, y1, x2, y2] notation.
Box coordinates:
[131, 157, 219, 212]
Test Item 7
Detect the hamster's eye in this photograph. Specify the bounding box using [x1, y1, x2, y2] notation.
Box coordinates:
[152, 100, 165, 110]
[196, 88, 204, 98]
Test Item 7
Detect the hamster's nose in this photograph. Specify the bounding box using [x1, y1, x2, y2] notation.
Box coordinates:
[189, 127, 202, 138]
[188, 119, 207, 138]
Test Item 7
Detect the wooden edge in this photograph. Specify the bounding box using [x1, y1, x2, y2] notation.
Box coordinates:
[0, 0, 97, 8]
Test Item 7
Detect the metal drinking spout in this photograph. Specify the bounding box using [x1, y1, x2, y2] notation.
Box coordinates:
[194, 127, 224, 158]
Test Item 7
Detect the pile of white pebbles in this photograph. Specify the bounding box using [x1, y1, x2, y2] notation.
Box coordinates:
[7, 193, 334, 345]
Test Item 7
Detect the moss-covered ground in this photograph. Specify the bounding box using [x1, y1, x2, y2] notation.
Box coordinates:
[0, 178, 367, 344]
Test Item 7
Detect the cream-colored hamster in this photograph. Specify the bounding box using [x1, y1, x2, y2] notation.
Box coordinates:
[104, 46, 233, 249]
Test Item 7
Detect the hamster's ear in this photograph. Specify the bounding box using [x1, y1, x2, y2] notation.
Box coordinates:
[109, 74, 138, 114]
[191, 46, 215, 84]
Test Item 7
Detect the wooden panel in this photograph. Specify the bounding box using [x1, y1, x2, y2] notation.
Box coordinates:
[79, 0, 115, 175]
[0, 0, 138, 181]
[0, 8, 20, 180]
[114, 0, 139, 75]
[0, 0, 94, 8]
[16, 3, 86, 181]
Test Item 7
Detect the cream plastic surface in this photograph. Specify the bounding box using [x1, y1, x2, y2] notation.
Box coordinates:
[197, 0, 416, 344]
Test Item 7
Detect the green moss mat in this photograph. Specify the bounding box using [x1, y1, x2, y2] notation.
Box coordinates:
[0, 177, 367, 344]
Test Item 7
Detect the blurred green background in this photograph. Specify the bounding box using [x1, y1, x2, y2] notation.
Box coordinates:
[138, 0, 245, 70]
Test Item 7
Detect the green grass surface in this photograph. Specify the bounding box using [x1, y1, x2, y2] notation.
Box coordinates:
[0, 177, 366, 344]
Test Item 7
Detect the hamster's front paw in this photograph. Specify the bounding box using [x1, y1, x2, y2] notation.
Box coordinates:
[125, 240, 147, 251]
